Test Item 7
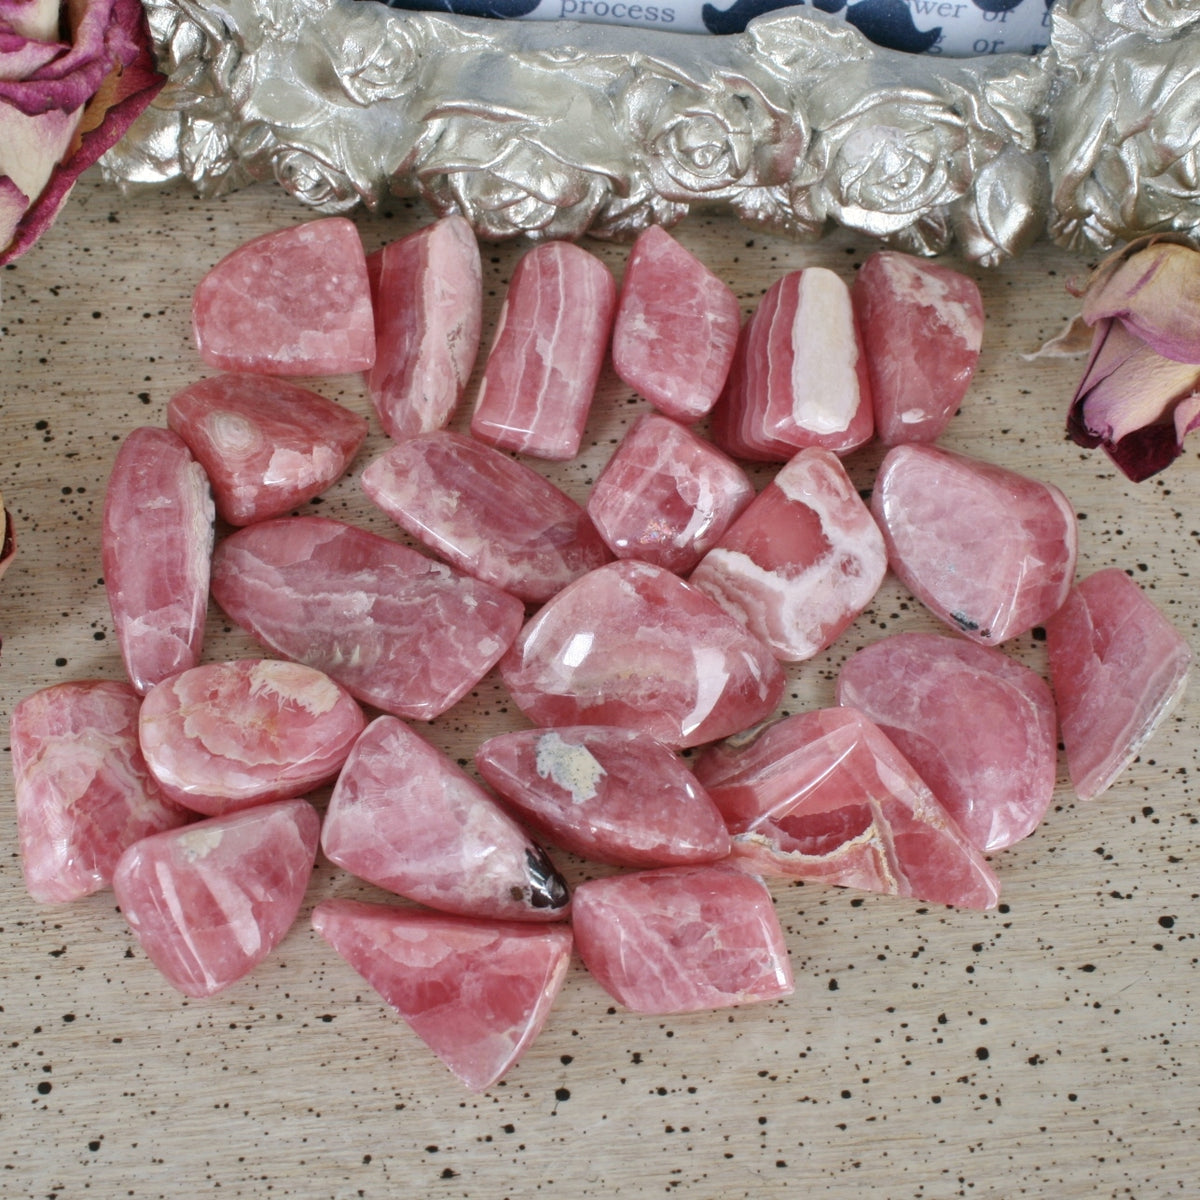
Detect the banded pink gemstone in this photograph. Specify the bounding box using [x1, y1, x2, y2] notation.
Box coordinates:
[872, 444, 1078, 645]
[361, 431, 611, 603]
[690, 448, 887, 662]
[102, 427, 214, 694]
[166, 374, 368, 526]
[210, 516, 523, 720]
[313, 899, 573, 1091]
[10, 680, 189, 904]
[571, 865, 794, 1014]
[138, 659, 365, 817]
[470, 241, 617, 460]
[321, 716, 570, 921]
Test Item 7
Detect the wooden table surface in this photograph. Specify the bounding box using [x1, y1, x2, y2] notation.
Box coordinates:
[2, 170, 1197, 1200]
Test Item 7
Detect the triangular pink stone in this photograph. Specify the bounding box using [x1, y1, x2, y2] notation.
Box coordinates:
[312, 899, 573, 1091]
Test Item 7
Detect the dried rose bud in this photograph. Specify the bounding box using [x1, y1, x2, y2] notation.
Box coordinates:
[0, 489, 13, 582]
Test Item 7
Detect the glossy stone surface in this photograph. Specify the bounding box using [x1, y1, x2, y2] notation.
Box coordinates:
[611, 225, 741, 422]
[690, 448, 887, 662]
[853, 251, 984, 446]
[695, 708, 1000, 909]
[571, 865, 793, 1014]
[475, 725, 731, 868]
[138, 659, 365, 817]
[166, 373, 367, 526]
[192, 217, 375, 376]
[210, 517, 524, 720]
[362, 431, 611, 603]
[1046, 568, 1192, 801]
[366, 216, 482, 441]
[500, 560, 786, 750]
[112, 799, 320, 997]
[836, 632, 1057, 851]
[102, 426, 214, 694]
[872, 444, 1078, 645]
[321, 716, 570, 921]
[10, 681, 189, 904]
[586, 413, 754, 574]
[312, 899, 572, 1092]
[470, 241, 617, 460]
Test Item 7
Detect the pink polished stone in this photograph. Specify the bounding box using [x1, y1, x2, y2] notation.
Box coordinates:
[500, 560, 786, 750]
[192, 217, 375, 376]
[836, 632, 1057, 851]
[10, 681, 189, 904]
[694, 708, 1000, 909]
[611, 225, 741, 422]
[366, 216, 483, 441]
[690, 448, 887, 662]
[210, 516, 523, 720]
[1046, 568, 1192, 801]
[113, 799, 319, 996]
[138, 659, 365, 817]
[103, 427, 214, 694]
[586, 413, 754, 574]
[166, 374, 368, 526]
[571, 865, 793, 1014]
[322, 716, 570, 921]
[475, 725, 731, 868]
[470, 241, 617, 460]
[872, 444, 1078, 645]
[362, 431, 611, 603]
[853, 251, 984, 446]
[313, 899, 572, 1091]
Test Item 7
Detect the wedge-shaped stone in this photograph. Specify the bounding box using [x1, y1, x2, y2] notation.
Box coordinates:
[872, 444, 1077, 645]
[362, 431, 610, 603]
[210, 517, 523, 720]
[321, 716, 570, 921]
[103, 427, 214, 694]
[690, 448, 887, 662]
[167, 374, 368, 526]
[312, 899, 572, 1091]
[192, 217, 375, 375]
[500, 560, 785, 750]
[694, 708, 1000, 909]
[11, 681, 190, 904]
[836, 633, 1057, 851]
[1046, 568, 1192, 801]
[112, 799, 320, 996]
[571, 865, 793, 1014]
[475, 725, 731, 868]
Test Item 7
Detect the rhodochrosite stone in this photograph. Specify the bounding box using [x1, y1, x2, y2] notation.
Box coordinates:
[475, 725, 731, 867]
[321, 716, 570, 921]
[138, 659, 365, 817]
[312, 899, 572, 1091]
[1046, 568, 1192, 800]
[694, 708, 1000, 909]
[500, 560, 785, 749]
[366, 216, 483, 440]
[166, 374, 368, 526]
[112, 799, 320, 997]
[853, 251, 984, 445]
[470, 241, 617, 460]
[210, 517, 523, 720]
[10, 681, 189, 904]
[611, 225, 741, 422]
[192, 218, 375, 375]
[690, 448, 887, 662]
[586, 413, 754, 574]
[571, 865, 793, 1014]
[872, 444, 1077, 645]
[361, 432, 611, 603]
[102, 427, 214, 694]
[836, 632, 1057, 851]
